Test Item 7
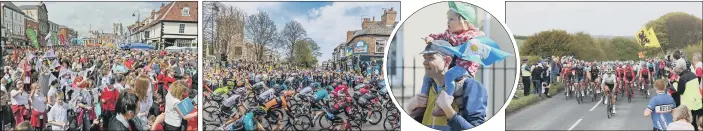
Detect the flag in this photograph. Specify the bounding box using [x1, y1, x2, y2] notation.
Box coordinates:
[638, 52, 645, 58]
[635, 28, 648, 46]
[645, 27, 661, 48]
[437, 36, 512, 66]
[26, 29, 39, 48]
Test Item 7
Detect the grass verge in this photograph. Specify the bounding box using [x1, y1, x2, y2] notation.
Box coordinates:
[506, 83, 565, 115]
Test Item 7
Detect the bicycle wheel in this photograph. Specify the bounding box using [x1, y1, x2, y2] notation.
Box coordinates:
[349, 125, 361, 131]
[368, 110, 382, 125]
[606, 104, 611, 119]
[383, 114, 398, 131]
[203, 106, 220, 122]
[317, 115, 334, 130]
[627, 84, 632, 103]
[293, 115, 312, 131]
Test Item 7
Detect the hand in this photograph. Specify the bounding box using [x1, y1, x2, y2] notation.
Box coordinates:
[435, 91, 455, 113]
[423, 37, 434, 44]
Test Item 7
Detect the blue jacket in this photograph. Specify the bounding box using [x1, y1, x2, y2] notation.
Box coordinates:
[419, 77, 488, 130]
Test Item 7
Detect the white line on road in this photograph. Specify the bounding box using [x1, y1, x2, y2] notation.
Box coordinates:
[568, 118, 583, 131]
[590, 99, 603, 111]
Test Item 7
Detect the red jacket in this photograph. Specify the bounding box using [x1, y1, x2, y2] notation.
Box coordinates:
[157, 73, 176, 91]
[101, 86, 120, 111]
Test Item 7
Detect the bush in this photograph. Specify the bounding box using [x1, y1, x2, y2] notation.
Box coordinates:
[683, 41, 702, 62]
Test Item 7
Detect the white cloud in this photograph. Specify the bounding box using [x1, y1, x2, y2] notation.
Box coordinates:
[221, 2, 282, 15]
[13, 2, 161, 38]
[292, 2, 400, 61]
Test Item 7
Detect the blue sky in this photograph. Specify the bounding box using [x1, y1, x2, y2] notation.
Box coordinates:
[221, 1, 400, 62]
[13, 1, 168, 37]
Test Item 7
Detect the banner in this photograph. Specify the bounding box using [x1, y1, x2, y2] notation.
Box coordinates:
[354, 41, 368, 53]
[26, 29, 38, 48]
[346, 47, 352, 56]
[59, 34, 65, 45]
[645, 27, 661, 48]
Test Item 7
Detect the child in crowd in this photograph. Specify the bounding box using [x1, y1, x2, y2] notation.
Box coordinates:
[420, 1, 509, 116]
[100, 77, 119, 130]
[644, 79, 676, 131]
[29, 83, 47, 130]
[11, 81, 29, 125]
[48, 92, 69, 130]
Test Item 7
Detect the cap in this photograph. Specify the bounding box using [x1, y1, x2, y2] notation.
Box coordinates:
[419, 40, 455, 57]
[448, 1, 477, 26]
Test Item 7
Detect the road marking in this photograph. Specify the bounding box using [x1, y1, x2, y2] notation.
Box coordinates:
[568, 119, 583, 131]
[590, 99, 603, 112]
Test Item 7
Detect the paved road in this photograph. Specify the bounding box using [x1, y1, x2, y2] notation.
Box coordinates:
[202, 95, 399, 130]
[507, 89, 652, 130]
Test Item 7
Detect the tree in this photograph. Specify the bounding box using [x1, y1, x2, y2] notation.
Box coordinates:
[305, 38, 322, 57]
[520, 29, 574, 57]
[215, 5, 245, 61]
[292, 40, 318, 67]
[570, 32, 606, 61]
[609, 37, 641, 60]
[245, 12, 278, 61]
[281, 21, 308, 61]
[645, 12, 703, 50]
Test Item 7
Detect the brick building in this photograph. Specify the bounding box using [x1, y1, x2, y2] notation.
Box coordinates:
[336, 7, 397, 71]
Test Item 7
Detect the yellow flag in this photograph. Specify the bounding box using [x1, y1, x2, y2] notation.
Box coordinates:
[635, 28, 647, 46]
[644, 27, 661, 48]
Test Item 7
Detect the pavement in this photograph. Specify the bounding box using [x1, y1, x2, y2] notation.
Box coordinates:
[507, 89, 653, 130]
[203, 95, 398, 130]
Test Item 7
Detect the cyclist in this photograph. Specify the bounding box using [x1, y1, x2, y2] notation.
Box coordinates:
[601, 67, 618, 113]
[639, 62, 653, 96]
[589, 62, 600, 94]
[573, 61, 586, 97]
[624, 64, 636, 98]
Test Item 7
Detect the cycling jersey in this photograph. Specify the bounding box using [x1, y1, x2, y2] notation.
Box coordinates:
[602, 73, 617, 84]
[222, 95, 240, 108]
[625, 67, 635, 81]
[334, 85, 349, 97]
[616, 67, 623, 78]
[590, 66, 599, 81]
[299, 87, 313, 95]
[258, 88, 275, 100]
[641, 67, 651, 78]
[602, 73, 617, 91]
[314, 89, 329, 101]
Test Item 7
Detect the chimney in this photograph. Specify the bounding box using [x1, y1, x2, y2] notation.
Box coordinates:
[372, 16, 375, 21]
[382, 7, 397, 26]
[361, 18, 373, 30]
[151, 9, 155, 16]
[161, 3, 165, 7]
[346, 31, 354, 43]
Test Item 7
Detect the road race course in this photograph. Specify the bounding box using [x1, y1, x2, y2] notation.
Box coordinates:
[203, 97, 393, 130]
[507, 90, 651, 130]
